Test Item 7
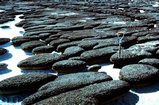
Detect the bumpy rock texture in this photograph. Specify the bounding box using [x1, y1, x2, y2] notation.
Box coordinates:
[0, 73, 57, 95]
[1, 0, 159, 104]
[17, 53, 63, 70]
[22, 72, 113, 105]
[52, 59, 86, 73]
[119, 64, 159, 87]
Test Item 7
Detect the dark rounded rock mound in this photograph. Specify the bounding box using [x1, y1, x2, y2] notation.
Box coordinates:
[17, 53, 63, 70]
[52, 59, 86, 74]
[22, 72, 112, 105]
[0, 48, 7, 56]
[138, 58, 159, 68]
[20, 40, 46, 52]
[119, 64, 159, 87]
[0, 38, 10, 45]
[32, 80, 131, 105]
[62, 46, 84, 58]
[0, 72, 57, 95]
[32, 46, 54, 54]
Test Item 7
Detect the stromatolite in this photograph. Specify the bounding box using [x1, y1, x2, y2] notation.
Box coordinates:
[0, 72, 57, 95]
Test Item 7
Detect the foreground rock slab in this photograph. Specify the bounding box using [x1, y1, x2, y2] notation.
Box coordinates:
[0, 72, 57, 95]
[119, 64, 159, 87]
[22, 72, 113, 105]
[33, 80, 131, 105]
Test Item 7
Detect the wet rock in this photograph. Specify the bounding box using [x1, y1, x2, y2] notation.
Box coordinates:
[0, 72, 57, 95]
[32, 80, 131, 105]
[80, 46, 118, 64]
[22, 72, 112, 105]
[20, 40, 46, 52]
[17, 53, 63, 70]
[62, 46, 84, 58]
[119, 64, 159, 87]
[0, 63, 8, 70]
[0, 38, 10, 45]
[0, 48, 7, 56]
[52, 59, 86, 74]
[138, 58, 159, 68]
[32, 46, 54, 54]
[88, 64, 101, 72]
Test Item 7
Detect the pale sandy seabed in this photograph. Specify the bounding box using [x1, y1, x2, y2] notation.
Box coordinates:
[0, 9, 159, 105]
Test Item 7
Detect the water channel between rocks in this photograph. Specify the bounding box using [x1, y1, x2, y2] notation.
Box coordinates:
[0, 9, 159, 105]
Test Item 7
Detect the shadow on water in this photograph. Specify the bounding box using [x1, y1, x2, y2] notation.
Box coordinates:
[0, 52, 12, 61]
[0, 92, 34, 103]
[107, 92, 139, 105]
[24, 52, 34, 56]
[0, 69, 12, 75]
[21, 69, 56, 74]
[0, 42, 11, 47]
[131, 80, 159, 93]
[19, 31, 24, 35]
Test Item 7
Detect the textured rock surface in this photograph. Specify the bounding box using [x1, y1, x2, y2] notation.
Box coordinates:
[0, 73, 57, 95]
[52, 59, 86, 73]
[119, 64, 159, 87]
[88, 64, 101, 72]
[22, 72, 112, 105]
[62, 46, 84, 58]
[17, 53, 63, 70]
[110, 45, 154, 68]
[32, 46, 54, 54]
[0, 38, 10, 45]
[20, 40, 46, 52]
[138, 58, 159, 68]
[0, 48, 7, 56]
[0, 63, 8, 70]
[33, 80, 131, 105]
[81, 46, 118, 64]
